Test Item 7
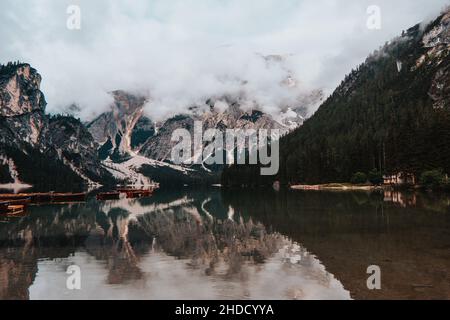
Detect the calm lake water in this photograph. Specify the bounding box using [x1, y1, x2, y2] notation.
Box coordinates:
[0, 188, 449, 300]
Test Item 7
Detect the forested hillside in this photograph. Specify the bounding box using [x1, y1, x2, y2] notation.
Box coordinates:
[222, 10, 450, 187]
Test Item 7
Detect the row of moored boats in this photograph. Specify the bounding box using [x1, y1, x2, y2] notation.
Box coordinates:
[0, 187, 156, 217]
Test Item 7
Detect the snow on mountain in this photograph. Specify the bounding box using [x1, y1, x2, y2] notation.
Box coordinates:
[102, 155, 192, 187]
[0, 58, 323, 187]
[87, 90, 153, 160]
[0, 63, 114, 188]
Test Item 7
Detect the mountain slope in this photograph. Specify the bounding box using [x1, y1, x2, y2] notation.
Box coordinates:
[222, 9, 450, 186]
[140, 97, 287, 163]
[87, 90, 153, 161]
[0, 62, 114, 189]
[87, 91, 288, 186]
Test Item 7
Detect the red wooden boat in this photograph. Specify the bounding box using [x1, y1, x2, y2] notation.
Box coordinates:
[0, 193, 32, 201]
[50, 192, 87, 203]
[0, 192, 86, 204]
[116, 187, 154, 199]
[0, 198, 31, 207]
[96, 192, 121, 201]
[116, 188, 139, 193]
[125, 190, 153, 199]
[32, 193, 53, 203]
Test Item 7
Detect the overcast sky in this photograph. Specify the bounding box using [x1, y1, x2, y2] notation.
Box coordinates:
[0, 0, 448, 120]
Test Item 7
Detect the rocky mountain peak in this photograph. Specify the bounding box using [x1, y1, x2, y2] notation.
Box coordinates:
[87, 90, 154, 160]
[419, 8, 450, 110]
[110, 90, 148, 115]
[1, 62, 115, 188]
[0, 62, 46, 117]
[422, 9, 450, 48]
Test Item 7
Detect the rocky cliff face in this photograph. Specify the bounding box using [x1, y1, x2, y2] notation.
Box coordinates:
[141, 102, 285, 162]
[277, 89, 324, 129]
[421, 10, 450, 110]
[0, 63, 113, 188]
[137, 97, 287, 162]
[86, 91, 288, 186]
[0, 64, 47, 147]
[140, 114, 194, 161]
[0, 63, 46, 117]
[89, 92, 287, 163]
[87, 90, 153, 161]
[0, 59, 320, 187]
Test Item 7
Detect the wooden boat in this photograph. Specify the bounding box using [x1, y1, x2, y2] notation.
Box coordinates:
[96, 192, 121, 201]
[116, 187, 154, 199]
[125, 190, 152, 199]
[0, 192, 86, 203]
[4, 205, 26, 216]
[0, 198, 30, 209]
[50, 192, 87, 203]
[0, 193, 53, 203]
[117, 187, 155, 192]
[32, 193, 53, 203]
[0, 199, 29, 216]
[0, 193, 32, 201]
[117, 188, 140, 193]
[1, 198, 31, 206]
[126, 191, 141, 199]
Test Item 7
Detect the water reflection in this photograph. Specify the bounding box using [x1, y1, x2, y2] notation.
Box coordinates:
[0, 189, 352, 300]
[0, 188, 449, 300]
[222, 189, 450, 299]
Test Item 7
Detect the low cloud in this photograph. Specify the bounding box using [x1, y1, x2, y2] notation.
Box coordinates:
[0, 0, 448, 121]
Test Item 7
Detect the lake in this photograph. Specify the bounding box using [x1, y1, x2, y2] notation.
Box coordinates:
[0, 188, 449, 300]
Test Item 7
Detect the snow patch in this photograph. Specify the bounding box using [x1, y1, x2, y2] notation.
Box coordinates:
[102, 155, 194, 186]
[0, 155, 32, 192]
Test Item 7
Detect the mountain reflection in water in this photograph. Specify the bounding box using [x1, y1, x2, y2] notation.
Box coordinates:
[0, 188, 449, 300]
[0, 189, 349, 300]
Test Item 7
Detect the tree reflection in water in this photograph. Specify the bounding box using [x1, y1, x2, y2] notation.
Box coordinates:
[1, 188, 448, 300]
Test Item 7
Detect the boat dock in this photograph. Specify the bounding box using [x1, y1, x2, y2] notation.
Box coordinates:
[0, 187, 157, 215]
[0, 192, 87, 204]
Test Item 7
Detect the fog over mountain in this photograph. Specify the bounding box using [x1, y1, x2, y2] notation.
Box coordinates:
[0, 0, 448, 121]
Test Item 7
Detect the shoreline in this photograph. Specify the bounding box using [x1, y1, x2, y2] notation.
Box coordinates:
[290, 183, 385, 192]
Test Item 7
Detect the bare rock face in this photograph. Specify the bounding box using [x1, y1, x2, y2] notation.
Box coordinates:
[0, 111, 47, 148]
[0, 62, 114, 187]
[0, 63, 48, 147]
[89, 91, 287, 164]
[278, 89, 324, 129]
[0, 63, 46, 117]
[429, 66, 450, 110]
[423, 10, 450, 48]
[422, 10, 450, 110]
[85, 91, 287, 186]
[87, 90, 152, 160]
[140, 114, 195, 161]
[202, 99, 286, 131]
[140, 99, 286, 162]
